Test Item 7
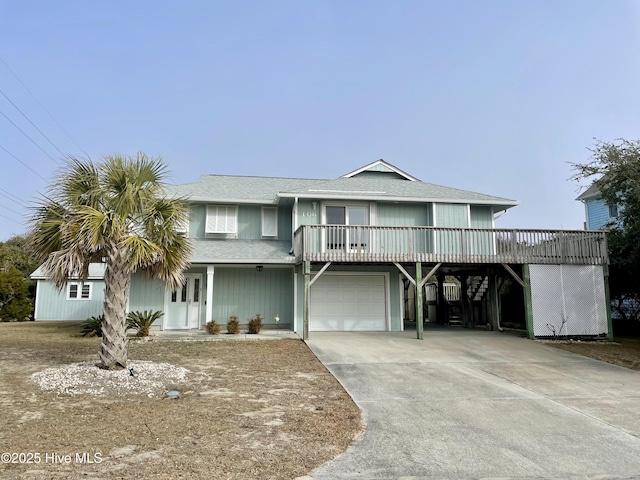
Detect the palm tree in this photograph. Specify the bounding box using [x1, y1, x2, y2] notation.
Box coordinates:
[29, 153, 191, 370]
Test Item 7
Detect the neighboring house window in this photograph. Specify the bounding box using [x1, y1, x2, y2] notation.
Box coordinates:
[67, 282, 92, 300]
[608, 204, 619, 218]
[262, 207, 278, 237]
[206, 205, 237, 235]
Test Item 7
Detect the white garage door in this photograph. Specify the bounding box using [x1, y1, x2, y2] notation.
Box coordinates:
[310, 274, 387, 331]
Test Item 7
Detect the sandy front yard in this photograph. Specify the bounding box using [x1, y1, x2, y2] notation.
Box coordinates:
[0, 322, 361, 480]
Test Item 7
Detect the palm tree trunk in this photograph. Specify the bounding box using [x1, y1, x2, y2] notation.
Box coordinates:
[98, 246, 130, 369]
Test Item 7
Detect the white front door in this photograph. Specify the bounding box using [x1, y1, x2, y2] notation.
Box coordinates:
[166, 274, 202, 329]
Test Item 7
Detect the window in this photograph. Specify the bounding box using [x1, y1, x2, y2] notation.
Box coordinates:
[67, 282, 92, 300]
[206, 205, 237, 235]
[608, 204, 619, 218]
[324, 204, 369, 250]
[262, 207, 278, 237]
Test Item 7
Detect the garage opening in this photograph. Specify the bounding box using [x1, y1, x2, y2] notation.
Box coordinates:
[310, 273, 388, 331]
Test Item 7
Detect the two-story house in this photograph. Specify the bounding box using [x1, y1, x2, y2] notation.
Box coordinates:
[576, 184, 620, 230]
[32, 160, 611, 339]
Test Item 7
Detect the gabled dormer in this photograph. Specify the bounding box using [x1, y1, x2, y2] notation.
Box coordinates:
[341, 159, 420, 181]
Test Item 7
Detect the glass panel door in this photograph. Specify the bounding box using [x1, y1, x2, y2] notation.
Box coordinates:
[326, 206, 346, 249]
[347, 206, 368, 251]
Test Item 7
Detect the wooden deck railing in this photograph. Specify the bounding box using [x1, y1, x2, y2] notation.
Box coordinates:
[293, 225, 608, 265]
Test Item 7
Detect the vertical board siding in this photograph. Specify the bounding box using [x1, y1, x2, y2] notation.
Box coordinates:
[237, 205, 261, 239]
[128, 273, 165, 325]
[377, 202, 429, 226]
[213, 267, 294, 326]
[435, 203, 469, 254]
[470, 206, 493, 228]
[278, 205, 293, 241]
[586, 198, 611, 230]
[297, 200, 320, 226]
[190, 204, 206, 238]
[35, 281, 105, 320]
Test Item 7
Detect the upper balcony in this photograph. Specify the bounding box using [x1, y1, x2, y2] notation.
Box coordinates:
[293, 225, 608, 265]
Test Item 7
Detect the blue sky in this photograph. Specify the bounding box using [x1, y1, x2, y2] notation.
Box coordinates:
[1, 1, 639, 240]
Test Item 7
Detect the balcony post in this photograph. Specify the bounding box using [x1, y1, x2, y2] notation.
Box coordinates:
[303, 260, 310, 340]
[416, 262, 424, 340]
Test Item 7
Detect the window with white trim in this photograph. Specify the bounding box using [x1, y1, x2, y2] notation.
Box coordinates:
[206, 205, 237, 235]
[608, 204, 619, 218]
[67, 282, 92, 300]
[262, 207, 278, 237]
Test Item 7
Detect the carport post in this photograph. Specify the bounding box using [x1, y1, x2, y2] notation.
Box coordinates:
[416, 262, 424, 340]
[522, 264, 535, 339]
[303, 260, 310, 340]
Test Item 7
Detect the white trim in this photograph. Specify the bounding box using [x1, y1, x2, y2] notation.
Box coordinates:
[398, 276, 404, 331]
[34, 281, 40, 320]
[340, 159, 421, 182]
[66, 282, 92, 300]
[278, 192, 519, 207]
[206, 265, 214, 326]
[467, 204, 471, 228]
[189, 273, 203, 329]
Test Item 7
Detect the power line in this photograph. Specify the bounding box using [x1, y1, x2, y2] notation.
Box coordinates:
[0, 187, 28, 207]
[0, 202, 23, 217]
[0, 189, 28, 208]
[0, 144, 48, 181]
[0, 107, 62, 166]
[0, 57, 87, 155]
[0, 211, 22, 225]
[0, 87, 67, 157]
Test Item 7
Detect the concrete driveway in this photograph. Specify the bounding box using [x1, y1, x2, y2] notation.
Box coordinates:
[305, 327, 640, 480]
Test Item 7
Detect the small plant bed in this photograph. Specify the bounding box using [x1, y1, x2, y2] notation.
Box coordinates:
[204, 320, 221, 334]
[550, 337, 640, 371]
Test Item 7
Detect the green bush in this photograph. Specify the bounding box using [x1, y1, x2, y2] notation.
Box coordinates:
[0, 267, 33, 322]
[247, 314, 263, 334]
[205, 320, 221, 334]
[127, 310, 163, 337]
[81, 315, 104, 337]
[226, 315, 240, 334]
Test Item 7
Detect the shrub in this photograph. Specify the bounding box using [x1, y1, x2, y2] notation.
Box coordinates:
[247, 314, 263, 334]
[226, 315, 240, 334]
[205, 320, 221, 334]
[127, 310, 164, 337]
[0, 267, 33, 322]
[81, 315, 104, 337]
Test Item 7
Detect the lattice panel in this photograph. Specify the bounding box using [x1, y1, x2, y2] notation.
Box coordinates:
[529, 265, 608, 337]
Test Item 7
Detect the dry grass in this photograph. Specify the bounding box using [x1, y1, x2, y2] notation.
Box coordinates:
[0, 321, 361, 480]
[550, 337, 640, 371]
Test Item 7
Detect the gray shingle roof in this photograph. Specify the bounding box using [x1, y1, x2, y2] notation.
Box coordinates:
[167, 173, 518, 208]
[190, 239, 294, 264]
[31, 263, 106, 280]
[576, 183, 600, 201]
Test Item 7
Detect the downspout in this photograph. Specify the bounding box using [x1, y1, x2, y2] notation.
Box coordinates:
[292, 197, 299, 250]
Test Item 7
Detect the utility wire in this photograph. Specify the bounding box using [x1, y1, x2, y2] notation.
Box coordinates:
[0, 187, 28, 207]
[0, 87, 67, 157]
[0, 144, 48, 181]
[0, 190, 28, 208]
[0, 57, 87, 156]
[0, 107, 62, 166]
[0, 202, 23, 217]
[0, 211, 22, 225]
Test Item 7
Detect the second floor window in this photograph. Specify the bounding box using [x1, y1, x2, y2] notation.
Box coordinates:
[206, 205, 237, 234]
[608, 204, 619, 218]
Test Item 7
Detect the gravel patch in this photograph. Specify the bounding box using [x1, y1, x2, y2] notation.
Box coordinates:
[30, 361, 190, 397]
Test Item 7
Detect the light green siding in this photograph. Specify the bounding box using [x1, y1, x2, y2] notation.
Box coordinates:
[190, 203, 291, 241]
[377, 202, 431, 226]
[296, 200, 320, 226]
[128, 272, 165, 325]
[351, 170, 407, 180]
[189, 204, 206, 238]
[34, 280, 105, 321]
[470, 206, 493, 228]
[435, 203, 468, 227]
[212, 267, 294, 327]
[237, 205, 261, 239]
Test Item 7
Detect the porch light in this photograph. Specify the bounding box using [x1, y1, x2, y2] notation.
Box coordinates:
[256, 265, 263, 272]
